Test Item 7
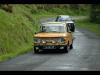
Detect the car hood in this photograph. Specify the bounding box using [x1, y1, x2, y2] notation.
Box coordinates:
[34, 33, 68, 38]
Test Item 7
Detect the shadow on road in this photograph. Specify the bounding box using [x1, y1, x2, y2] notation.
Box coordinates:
[34, 49, 71, 55]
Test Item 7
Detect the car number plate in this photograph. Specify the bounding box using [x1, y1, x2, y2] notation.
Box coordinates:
[44, 46, 55, 49]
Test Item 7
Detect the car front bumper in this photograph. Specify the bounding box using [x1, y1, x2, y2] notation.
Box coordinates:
[34, 45, 67, 50]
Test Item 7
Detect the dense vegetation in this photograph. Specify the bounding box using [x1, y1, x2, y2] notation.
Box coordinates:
[90, 4, 100, 24]
[76, 19, 100, 35]
[75, 4, 100, 36]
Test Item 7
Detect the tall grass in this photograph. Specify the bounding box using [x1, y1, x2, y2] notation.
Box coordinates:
[76, 19, 100, 35]
[0, 5, 40, 62]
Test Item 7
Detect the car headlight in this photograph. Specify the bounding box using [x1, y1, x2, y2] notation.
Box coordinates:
[52, 40, 56, 43]
[56, 38, 65, 43]
[42, 40, 46, 43]
[61, 38, 65, 42]
[34, 38, 42, 43]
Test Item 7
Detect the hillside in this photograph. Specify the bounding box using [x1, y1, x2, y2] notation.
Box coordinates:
[0, 4, 40, 61]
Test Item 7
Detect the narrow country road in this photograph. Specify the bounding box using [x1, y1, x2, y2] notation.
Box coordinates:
[0, 16, 100, 71]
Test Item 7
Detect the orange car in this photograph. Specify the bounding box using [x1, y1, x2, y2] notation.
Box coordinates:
[33, 22, 74, 53]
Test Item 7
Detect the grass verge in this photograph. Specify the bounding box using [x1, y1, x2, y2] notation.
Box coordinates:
[76, 19, 100, 35]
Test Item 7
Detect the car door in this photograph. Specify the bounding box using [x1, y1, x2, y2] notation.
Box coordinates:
[66, 25, 73, 45]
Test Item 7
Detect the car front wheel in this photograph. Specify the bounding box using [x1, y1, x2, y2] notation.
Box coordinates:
[69, 40, 73, 49]
[70, 44, 73, 49]
[63, 46, 68, 53]
[34, 48, 39, 54]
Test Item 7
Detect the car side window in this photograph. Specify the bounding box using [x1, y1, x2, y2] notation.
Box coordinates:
[66, 24, 71, 32]
[40, 26, 46, 32]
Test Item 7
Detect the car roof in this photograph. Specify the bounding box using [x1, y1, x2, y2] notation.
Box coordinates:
[59, 15, 70, 17]
[59, 15, 69, 17]
[65, 21, 74, 23]
[41, 22, 66, 26]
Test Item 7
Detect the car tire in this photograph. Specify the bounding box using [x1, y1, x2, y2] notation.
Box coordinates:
[73, 26, 75, 32]
[70, 44, 73, 49]
[63, 46, 68, 53]
[34, 48, 39, 54]
[70, 40, 73, 49]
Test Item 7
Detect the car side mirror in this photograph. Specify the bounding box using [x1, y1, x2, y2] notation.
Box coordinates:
[34, 32, 37, 34]
[34, 31, 40, 34]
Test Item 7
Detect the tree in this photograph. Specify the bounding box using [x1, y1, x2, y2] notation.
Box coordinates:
[0, 4, 13, 13]
[90, 4, 100, 23]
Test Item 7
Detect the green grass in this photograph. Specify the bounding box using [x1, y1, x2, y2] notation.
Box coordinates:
[76, 19, 100, 35]
[0, 44, 32, 62]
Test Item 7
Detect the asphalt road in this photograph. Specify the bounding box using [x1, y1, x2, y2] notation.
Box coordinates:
[0, 17, 100, 71]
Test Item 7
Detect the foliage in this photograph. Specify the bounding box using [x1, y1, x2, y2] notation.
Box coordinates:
[90, 4, 100, 24]
[76, 19, 100, 35]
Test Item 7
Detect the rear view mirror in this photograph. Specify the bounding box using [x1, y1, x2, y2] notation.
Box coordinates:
[34, 31, 40, 34]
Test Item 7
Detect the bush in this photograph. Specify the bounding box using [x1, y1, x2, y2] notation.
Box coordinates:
[0, 4, 13, 13]
[90, 4, 100, 24]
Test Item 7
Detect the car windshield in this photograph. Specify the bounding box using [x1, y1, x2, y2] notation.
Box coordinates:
[41, 25, 65, 33]
[57, 17, 72, 21]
